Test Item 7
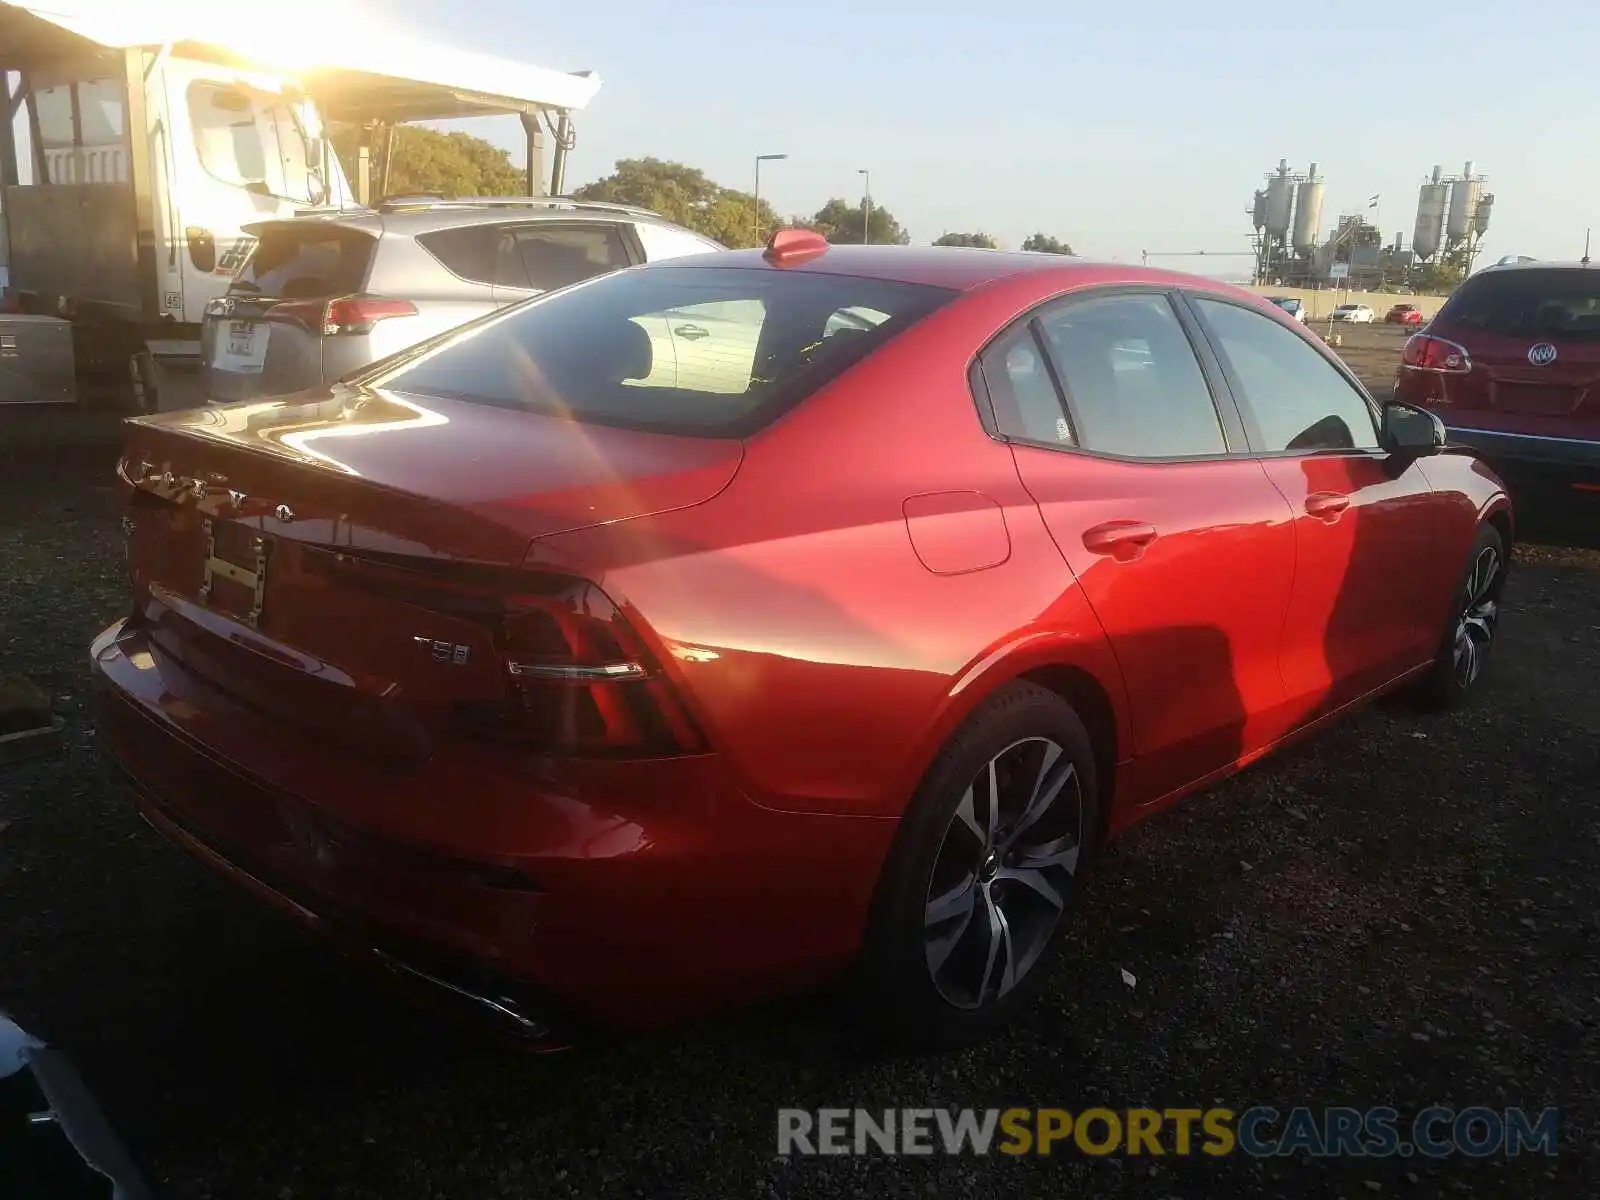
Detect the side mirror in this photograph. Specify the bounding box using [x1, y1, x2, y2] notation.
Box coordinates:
[1381, 401, 1446, 455]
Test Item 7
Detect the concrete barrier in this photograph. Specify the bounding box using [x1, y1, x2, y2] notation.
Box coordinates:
[1242, 285, 1449, 322]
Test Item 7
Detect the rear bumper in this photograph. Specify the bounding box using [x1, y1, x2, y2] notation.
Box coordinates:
[1442, 426, 1600, 497]
[199, 320, 374, 403]
[90, 618, 894, 1033]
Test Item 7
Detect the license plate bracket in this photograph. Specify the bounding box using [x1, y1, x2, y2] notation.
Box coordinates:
[199, 519, 268, 627]
[213, 319, 269, 374]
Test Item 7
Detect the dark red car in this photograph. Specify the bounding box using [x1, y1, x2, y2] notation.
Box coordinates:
[1394, 260, 1600, 506]
[1385, 303, 1424, 326]
[92, 232, 1512, 1049]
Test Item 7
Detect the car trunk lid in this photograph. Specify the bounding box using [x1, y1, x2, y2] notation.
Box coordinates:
[119, 386, 742, 758]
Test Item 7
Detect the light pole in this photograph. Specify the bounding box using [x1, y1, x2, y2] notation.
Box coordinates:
[753, 153, 787, 243]
[858, 168, 872, 245]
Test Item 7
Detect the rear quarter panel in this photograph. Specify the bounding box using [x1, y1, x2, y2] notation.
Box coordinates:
[531, 275, 1136, 820]
[1416, 448, 1514, 630]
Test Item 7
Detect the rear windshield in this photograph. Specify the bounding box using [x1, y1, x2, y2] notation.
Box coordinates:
[1440, 269, 1600, 340]
[370, 265, 958, 436]
[232, 226, 374, 299]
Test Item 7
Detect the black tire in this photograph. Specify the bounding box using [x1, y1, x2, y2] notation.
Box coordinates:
[852, 681, 1100, 1050]
[1416, 523, 1507, 710]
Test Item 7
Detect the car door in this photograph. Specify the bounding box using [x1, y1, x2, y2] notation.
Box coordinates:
[979, 288, 1300, 806]
[1185, 294, 1441, 716]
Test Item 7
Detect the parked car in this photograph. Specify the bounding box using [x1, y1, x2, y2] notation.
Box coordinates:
[1331, 303, 1375, 323]
[1393, 259, 1600, 505]
[95, 235, 1512, 1050]
[1266, 295, 1307, 323]
[200, 197, 726, 404]
[1385, 303, 1425, 326]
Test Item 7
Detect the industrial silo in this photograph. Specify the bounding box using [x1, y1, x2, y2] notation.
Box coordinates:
[1264, 159, 1294, 240]
[1412, 165, 1448, 260]
[1251, 190, 1267, 231]
[1447, 160, 1481, 244]
[1473, 192, 1494, 238]
[1292, 163, 1324, 255]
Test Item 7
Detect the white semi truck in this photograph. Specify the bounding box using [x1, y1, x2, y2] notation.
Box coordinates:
[0, 1, 600, 409]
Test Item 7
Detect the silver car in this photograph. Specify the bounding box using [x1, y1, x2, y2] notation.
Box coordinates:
[200, 198, 725, 403]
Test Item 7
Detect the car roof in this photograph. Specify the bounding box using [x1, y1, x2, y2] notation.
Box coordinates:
[245, 202, 704, 239]
[655, 244, 1266, 296]
[1477, 259, 1597, 274]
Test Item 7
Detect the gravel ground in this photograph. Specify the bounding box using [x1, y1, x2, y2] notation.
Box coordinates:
[2, 369, 1598, 1198]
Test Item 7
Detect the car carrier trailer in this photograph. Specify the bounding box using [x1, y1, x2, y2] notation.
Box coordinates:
[0, 0, 600, 411]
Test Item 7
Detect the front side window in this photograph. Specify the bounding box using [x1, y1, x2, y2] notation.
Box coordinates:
[374, 265, 956, 436]
[1193, 296, 1379, 453]
[496, 224, 631, 291]
[1032, 292, 1227, 458]
[632, 222, 725, 262]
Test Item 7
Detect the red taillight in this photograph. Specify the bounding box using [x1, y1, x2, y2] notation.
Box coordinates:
[460, 575, 704, 758]
[265, 294, 417, 336]
[1401, 333, 1472, 373]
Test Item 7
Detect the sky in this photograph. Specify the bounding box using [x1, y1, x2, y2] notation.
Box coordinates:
[380, 0, 1596, 267]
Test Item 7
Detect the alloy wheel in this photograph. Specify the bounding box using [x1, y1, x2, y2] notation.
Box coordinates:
[923, 736, 1084, 1010]
[1453, 543, 1501, 689]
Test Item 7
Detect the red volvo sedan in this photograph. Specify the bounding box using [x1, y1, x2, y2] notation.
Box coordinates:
[92, 231, 1512, 1049]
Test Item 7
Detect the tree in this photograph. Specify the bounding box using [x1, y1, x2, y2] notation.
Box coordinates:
[934, 232, 1000, 248]
[332, 125, 524, 199]
[573, 157, 780, 248]
[1021, 232, 1074, 255]
[810, 198, 911, 246]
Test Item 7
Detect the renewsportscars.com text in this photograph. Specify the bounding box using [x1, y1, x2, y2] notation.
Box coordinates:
[776, 1106, 1558, 1159]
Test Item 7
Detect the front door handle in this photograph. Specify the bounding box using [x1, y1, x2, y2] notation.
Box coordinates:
[675, 324, 709, 341]
[1305, 492, 1351, 520]
[1082, 519, 1157, 558]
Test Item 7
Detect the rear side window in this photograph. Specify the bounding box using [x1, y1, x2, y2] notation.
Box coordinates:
[1440, 270, 1600, 339]
[232, 227, 373, 299]
[415, 225, 499, 285]
[374, 265, 956, 436]
[1193, 297, 1379, 453]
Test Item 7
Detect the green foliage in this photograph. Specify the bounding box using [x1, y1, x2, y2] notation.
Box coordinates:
[1408, 262, 1466, 295]
[810, 198, 911, 246]
[573, 158, 779, 248]
[934, 232, 1000, 248]
[332, 125, 524, 199]
[1021, 232, 1074, 255]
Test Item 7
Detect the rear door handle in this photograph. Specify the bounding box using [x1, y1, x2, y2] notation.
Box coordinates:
[1082, 519, 1157, 557]
[1305, 492, 1351, 519]
[675, 324, 709, 341]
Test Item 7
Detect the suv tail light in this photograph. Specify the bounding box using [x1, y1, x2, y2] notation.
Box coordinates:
[262, 295, 418, 336]
[1400, 333, 1472, 373]
[459, 574, 704, 758]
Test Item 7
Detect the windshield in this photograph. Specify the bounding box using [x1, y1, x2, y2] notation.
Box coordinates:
[188, 81, 339, 204]
[373, 265, 958, 436]
[1441, 269, 1600, 340]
